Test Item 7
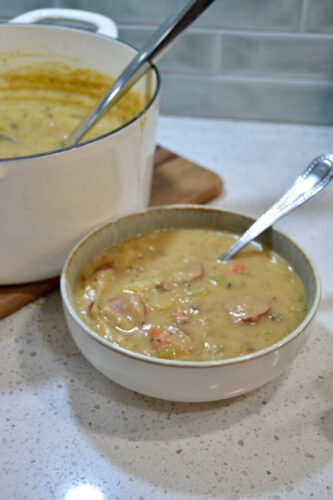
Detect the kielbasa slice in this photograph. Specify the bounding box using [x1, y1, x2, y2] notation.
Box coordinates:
[226, 295, 271, 324]
[102, 292, 146, 330]
[173, 263, 204, 284]
[95, 261, 114, 271]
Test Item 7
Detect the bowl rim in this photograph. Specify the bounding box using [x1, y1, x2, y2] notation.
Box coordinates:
[60, 204, 321, 368]
[0, 24, 161, 163]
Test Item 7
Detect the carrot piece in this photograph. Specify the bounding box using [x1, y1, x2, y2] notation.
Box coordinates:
[150, 327, 162, 337]
[156, 282, 169, 291]
[93, 253, 106, 265]
[160, 338, 173, 345]
[171, 312, 190, 323]
[229, 263, 246, 274]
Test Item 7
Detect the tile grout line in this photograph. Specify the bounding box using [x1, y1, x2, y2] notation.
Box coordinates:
[160, 73, 333, 86]
[118, 23, 333, 39]
[299, 0, 310, 33]
[216, 30, 223, 76]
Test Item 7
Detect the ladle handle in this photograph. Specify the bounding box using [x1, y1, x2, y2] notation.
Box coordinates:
[219, 154, 333, 262]
[63, 0, 215, 147]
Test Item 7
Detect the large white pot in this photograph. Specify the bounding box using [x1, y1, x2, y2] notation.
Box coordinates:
[0, 9, 161, 284]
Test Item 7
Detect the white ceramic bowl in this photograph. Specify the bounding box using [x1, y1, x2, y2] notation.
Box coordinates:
[60, 205, 321, 402]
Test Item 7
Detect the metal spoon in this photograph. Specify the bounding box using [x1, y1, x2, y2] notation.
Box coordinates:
[219, 154, 333, 263]
[63, 0, 215, 148]
[0, 132, 18, 144]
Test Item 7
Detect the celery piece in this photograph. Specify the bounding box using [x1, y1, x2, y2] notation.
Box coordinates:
[268, 311, 283, 321]
[209, 276, 226, 286]
[186, 286, 210, 297]
[157, 345, 175, 359]
[150, 297, 175, 313]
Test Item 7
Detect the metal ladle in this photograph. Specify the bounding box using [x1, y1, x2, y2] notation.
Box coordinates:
[0, 132, 19, 144]
[219, 154, 333, 263]
[63, 0, 215, 148]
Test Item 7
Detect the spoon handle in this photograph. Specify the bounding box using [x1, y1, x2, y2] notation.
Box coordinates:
[63, 0, 215, 147]
[219, 154, 333, 263]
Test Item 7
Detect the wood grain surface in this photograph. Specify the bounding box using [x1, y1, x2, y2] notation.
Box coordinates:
[0, 146, 222, 319]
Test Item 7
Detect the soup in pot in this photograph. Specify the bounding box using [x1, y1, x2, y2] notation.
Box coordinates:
[73, 228, 307, 362]
[0, 63, 146, 157]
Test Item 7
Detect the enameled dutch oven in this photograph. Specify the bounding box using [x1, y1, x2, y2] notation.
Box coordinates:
[0, 8, 161, 284]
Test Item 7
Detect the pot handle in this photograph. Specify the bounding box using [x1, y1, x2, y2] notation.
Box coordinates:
[9, 8, 118, 38]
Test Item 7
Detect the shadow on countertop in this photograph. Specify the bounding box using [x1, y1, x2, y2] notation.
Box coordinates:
[11, 289, 333, 499]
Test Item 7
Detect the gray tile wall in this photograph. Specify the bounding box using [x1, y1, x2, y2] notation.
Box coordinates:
[2, 0, 333, 124]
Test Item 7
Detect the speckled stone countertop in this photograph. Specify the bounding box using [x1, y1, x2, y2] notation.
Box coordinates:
[1, 117, 333, 500]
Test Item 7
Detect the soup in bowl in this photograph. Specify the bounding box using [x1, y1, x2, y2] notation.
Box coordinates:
[61, 206, 320, 402]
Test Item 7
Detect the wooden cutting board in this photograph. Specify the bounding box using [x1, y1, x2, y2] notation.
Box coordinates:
[0, 146, 222, 320]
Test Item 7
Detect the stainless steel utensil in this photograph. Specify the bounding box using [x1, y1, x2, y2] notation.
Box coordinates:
[63, 0, 215, 147]
[0, 132, 18, 144]
[219, 154, 333, 262]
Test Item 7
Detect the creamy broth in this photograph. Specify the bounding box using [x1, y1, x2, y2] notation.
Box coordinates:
[0, 63, 145, 157]
[73, 228, 307, 362]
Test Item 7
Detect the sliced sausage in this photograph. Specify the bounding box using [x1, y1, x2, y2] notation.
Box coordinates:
[156, 281, 169, 292]
[102, 292, 146, 330]
[226, 295, 271, 324]
[171, 312, 191, 324]
[173, 263, 204, 284]
[95, 261, 114, 272]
